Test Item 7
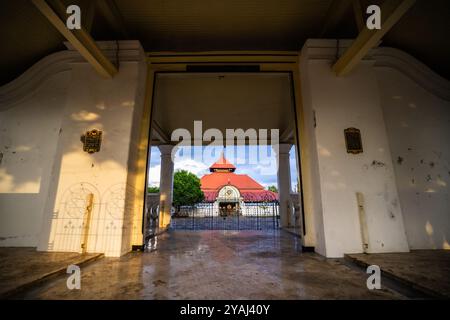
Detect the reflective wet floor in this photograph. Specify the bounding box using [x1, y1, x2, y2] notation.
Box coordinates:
[20, 230, 403, 299]
[0, 248, 102, 298]
[346, 250, 450, 298]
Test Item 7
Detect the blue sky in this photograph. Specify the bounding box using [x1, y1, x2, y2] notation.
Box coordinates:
[148, 145, 299, 192]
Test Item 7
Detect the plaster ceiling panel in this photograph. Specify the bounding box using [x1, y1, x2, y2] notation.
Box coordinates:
[114, 0, 332, 51]
[2, 0, 450, 85]
[152, 73, 295, 145]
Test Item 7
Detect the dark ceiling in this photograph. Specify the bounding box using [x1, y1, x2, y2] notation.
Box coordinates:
[1, 0, 449, 85]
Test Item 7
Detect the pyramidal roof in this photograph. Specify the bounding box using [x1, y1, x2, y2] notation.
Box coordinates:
[209, 153, 236, 172]
[201, 153, 278, 202]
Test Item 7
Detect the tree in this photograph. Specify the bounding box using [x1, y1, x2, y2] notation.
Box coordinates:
[172, 170, 204, 209]
[147, 186, 159, 193]
[267, 185, 278, 193]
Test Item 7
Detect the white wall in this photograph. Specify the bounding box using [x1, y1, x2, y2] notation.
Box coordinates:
[0, 70, 69, 247]
[2, 38, 447, 257]
[300, 40, 410, 257]
[374, 48, 450, 250]
[1, 41, 148, 257]
[38, 43, 147, 257]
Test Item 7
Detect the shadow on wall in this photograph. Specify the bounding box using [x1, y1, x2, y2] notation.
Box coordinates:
[381, 81, 450, 250]
[39, 98, 142, 254]
[0, 92, 141, 251]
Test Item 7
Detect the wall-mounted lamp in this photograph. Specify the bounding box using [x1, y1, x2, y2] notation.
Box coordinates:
[80, 129, 102, 154]
[344, 127, 363, 154]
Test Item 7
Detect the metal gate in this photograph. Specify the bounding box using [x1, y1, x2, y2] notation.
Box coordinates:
[170, 202, 280, 230]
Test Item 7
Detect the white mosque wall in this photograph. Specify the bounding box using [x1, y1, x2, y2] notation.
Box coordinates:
[175, 202, 278, 217]
[177, 203, 219, 217]
[300, 40, 410, 258]
[2, 38, 447, 257]
[374, 48, 450, 250]
[241, 202, 278, 217]
[36, 42, 147, 257]
[0, 60, 71, 247]
[0, 41, 148, 257]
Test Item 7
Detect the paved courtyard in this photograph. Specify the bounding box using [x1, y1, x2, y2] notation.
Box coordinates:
[15, 230, 403, 299]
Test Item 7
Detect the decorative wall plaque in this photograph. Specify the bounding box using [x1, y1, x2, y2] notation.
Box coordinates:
[344, 127, 363, 154]
[81, 129, 102, 154]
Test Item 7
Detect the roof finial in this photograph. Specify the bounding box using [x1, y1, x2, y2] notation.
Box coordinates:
[209, 151, 236, 173]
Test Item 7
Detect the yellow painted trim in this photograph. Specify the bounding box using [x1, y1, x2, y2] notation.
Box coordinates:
[147, 52, 298, 64]
[32, 0, 117, 78]
[147, 50, 299, 57]
[130, 66, 155, 246]
[149, 64, 187, 72]
[80, 193, 94, 253]
[292, 69, 316, 247]
[333, 0, 416, 76]
[259, 63, 297, 72]
[139, 53, 311, 247]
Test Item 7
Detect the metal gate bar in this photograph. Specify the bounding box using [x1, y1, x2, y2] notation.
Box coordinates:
[170, 202, 280, 230]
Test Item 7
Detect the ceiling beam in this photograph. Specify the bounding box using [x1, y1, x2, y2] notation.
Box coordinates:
[32, 0, 117, 78]
[332, 0, 416, 76]
[320, 0, 353, 37]
[96, 0, 129, 38]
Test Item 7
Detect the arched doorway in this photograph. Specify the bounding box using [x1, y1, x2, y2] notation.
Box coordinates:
[217, 185, 241, 216]
[135, 52, 317, 252]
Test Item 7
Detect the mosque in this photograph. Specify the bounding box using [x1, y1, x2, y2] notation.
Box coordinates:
[1, 1, 448, 262]
[200, 154, 278, 217]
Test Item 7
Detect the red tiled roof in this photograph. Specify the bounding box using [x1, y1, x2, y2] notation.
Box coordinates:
[203, 191, 217, 202]
[201, 154, 278, 203]
[240, 190, 278, 202]
[201, 172, 264, 190]
[203, 190, 278, 202]
[209, 154, 236, 171]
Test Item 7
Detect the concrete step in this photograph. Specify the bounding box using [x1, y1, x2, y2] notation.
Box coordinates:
[343, 254, 447, 299]
[1, 252, 104, 299]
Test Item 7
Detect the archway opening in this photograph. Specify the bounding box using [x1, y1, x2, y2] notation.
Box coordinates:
[142, 67, 307, 248]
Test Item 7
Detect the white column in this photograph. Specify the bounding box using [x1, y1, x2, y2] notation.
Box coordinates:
[274, 144, 292, 228]
[158, 145, 174, 229]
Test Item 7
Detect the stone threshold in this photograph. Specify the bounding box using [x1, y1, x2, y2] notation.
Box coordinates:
[1, 252, 104, 299]
[344, 253, 448, 299]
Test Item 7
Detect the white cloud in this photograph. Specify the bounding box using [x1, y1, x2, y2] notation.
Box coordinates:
[174, 158, 209, 176]
[147, 146, 299, 190]
[147, 164, 161, 186]
[148, 158, 209, 187]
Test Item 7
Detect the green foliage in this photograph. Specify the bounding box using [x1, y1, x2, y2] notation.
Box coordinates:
[173, 170, 204, 207]
[147, 186, 160, 193]
[267, 185, 278, 193]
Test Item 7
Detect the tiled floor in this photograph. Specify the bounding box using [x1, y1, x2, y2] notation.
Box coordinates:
[17, 230, 402, 299]
[0, 247, 102, 298]
[346, 250, 450, 299]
